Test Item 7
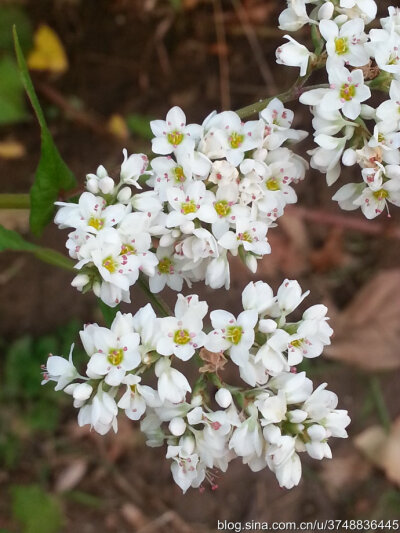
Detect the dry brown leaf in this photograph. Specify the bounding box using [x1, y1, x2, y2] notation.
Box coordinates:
[198, 348, 227, 374]
[54, 459, 88, 493]
[325, 269, 400, 370]
[354, 418, 400, 486]
[0, 140, 26, 159]
[0, 210, 30, 232]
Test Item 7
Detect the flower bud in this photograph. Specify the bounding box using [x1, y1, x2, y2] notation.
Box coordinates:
[117, 186, 132, 203]
[99, 176, 115, 195]
[245, 254, 258, 273]
[318, 1, 334, 20]
[179, 435, 195, 455]
[258, 319, 277, 334]
[73, 382, 93, 401]
[71, 274, 90, 290]
[169, 417, 186, 436]
[215, 388, 232, 408]
[160, 233, 175, 247]
[86, 176, 99, 194]
[342, 148, 357, 167]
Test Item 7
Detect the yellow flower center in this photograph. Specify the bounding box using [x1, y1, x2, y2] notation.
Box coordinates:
[88, 216, 105, 230]
[266, 177, 280, 191]
[108, 348, 124, 366]
[181, 200, 197, 215]
[167, 130, 184, 146]
[229, 132, 244, 149]
[173, 329, 191, 345]
[373, 189, 389, 200]
[173, 165, 186, 183]
[214, 200, 231, 217]
[290, 339, 303, 348]
[158, 257, 173, 274]
[102, 256, 118, 273]
[238, 231, 253, 243]
[340, 84, 356, 102]
[334, 37, 349, 56]
[226, 325, 243, 345]
[121, 244, 136, 255]
[377, 133, 385, 143]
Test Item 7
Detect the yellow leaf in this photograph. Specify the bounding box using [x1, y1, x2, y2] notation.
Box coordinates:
[0, 140, 26, 159]
[27, 25, 68, 74]
[107, 114, 129, 140]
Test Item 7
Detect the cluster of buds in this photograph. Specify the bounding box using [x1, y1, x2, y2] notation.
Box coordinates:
[42, 281, 350, 493]
[55, 101, 307, 307]
[277, 2, 400, 218]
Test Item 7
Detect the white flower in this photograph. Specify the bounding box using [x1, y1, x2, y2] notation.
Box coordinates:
[332, 182, 365, 210]
[276, 35, 313, 76]
[166, 445, 204, 493]
[117, 375, 157, 420]
[279, 1, 312, 31]
[205, 308, 258, 367]
[320, 18, 369, 67]
[86, 165, 115, 195]
[241, 280, 275, 315]
[166, 181, 216, 233]
[41, 344, 79, 391]
[269, 371, 313, 404]
[367, 28, 400, 75]
[255, 390, 287, 424]
[78, 383, 118, 435]
[376, 80, 400, 132]
[149, 245, 184, 294]
[218, 218, 271, 257]
[83, 313, 141, 386]
[155, 358, 191, 404]
[305, 424, 332, 460]
[353, 178, 400, 218]
[276, 279, 310, 317]
[255, 329, 290, 374]
[229, 409, 263, 459]
[208, 160, 239, 186]
[267, 436, 302, 489]
[55, 192, 127, 233]
[205, 251, 230, 290]
[120, 150, 149, 189]
[340, 0, 377, 22]
[156, 295, 207, 361]
[150, 106, 202, 155]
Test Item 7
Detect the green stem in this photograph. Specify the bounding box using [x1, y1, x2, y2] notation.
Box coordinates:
[137, 273, 172, 317]
[0, 194, 30, 209]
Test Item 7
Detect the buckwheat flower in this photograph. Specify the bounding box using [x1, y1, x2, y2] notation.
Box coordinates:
[269, 371, 313, 404]
[117, 375, 159, 420]
[149, 245, 184, 294]
[238, 353, 270, 387]
[205, 251, 230, 289]
[205, 308, 258, 367]
[241, 280, 275, 316]
[132, 304, 161, 357]
[255, 390, 287, 425]
[86, 165, 115, 195]
[203, 111, 264, 166]
[266, 436, 301, 489]
[150, 106, 202, 155]
[78, 383, 118, 435]
[41, 344, 79, 391]
[166, 445, 204, 493]
[156, 295, 207, 361]
[120, 149, 149, 189]
[353, 178, 400, 218]
[218, 218, 271, 257]
[260, 99, 307, 150]
[340, 0, 377, 22]
[320, 18, 369, 67]
[55, 192, 127, 233]
[381, 6, 400, 34]
[155, 358, 191, 404]
[208, 159, 239, 186]
[276, 279, 310, 317]
[83, 313, 141, 386]
[368, 122, 400, 163]
[367, 28, 400, 75]
[166, 181, 217, 233]
[255, 329, 291, 374]
[332, 182, 365, 210]
[376, 80, 400, 132]
[279, 2, 312, 31]
[305, 424, 332, 460]
[210, 184, 249, 238]
[276, 35, 314, 76]
[229, 406, 263, 459]
[309, 133, 351, 185]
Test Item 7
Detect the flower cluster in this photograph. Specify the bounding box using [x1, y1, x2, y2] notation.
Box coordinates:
[42, 281, 349, 493]
[55, 102, 307, 306]
[276, 2, 400, 218]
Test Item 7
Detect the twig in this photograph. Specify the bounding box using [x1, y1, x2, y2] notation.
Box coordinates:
[0, 193, 30, 209]
[213, 0, 231, 110]
[287, 205, 400, 240]
[231, 0, 277, 94]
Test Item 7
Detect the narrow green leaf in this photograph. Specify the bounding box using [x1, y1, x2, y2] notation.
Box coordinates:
[13, 26, 77, 236]
[0, 224, 74, 271]
[11, 485, 63, 533]
[0, 56, 29, 125]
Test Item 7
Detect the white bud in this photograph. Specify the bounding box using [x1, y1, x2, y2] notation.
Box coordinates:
[92, 281, 101, 298]
[86, 176, 99, 194]
[99, 176, 115, 194]
[71, 274, 90, 290]
[258, 319, 277, 334]
[215, 388, 232, 408]
[73, 382, 93, 401]
[179, 435, 195, 455]
[96, 165, 108, 178]
[169, 417, 186, 436]
[342, 148, 357, 167]
[190, 394, 203, 407]
[245, 254, 258, 274]
[159, 233, 176, 247]
[318, 1, 334, 20]
[117, 186, 132, 203]
[360, 104, 376, 120]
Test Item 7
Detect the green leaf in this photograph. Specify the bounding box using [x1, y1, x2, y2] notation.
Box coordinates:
[0, 6, 32, 54]
[0, 56, 29, 125]
[11, 485, 63, 533]
[0, 224, 75, 271]
[13, 27, 77, 236]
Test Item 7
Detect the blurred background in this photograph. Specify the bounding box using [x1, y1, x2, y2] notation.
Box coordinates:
[0, 1, 400, 531]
